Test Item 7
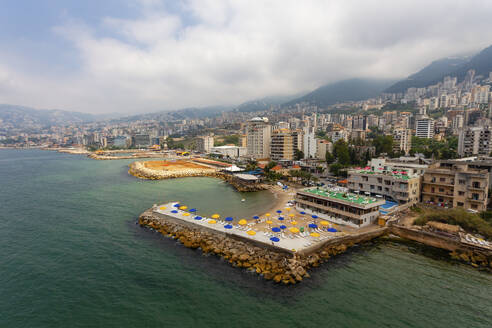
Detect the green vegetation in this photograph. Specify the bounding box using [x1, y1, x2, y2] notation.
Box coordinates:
[410, 136, 458, 159]
[294, 149, 304, 161]
[333, 140, 350, 165]
[414, 208, 492, 239]
[372, 135, 394, 156]
[214, 134, 239, 146]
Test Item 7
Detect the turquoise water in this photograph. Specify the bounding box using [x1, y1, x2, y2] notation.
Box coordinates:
[1, 149, 491, 328]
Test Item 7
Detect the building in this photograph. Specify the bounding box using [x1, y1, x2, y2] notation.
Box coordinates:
[347, 168, 421, 205]
[316, 139, 333, 160]
[197, 136, 214, 153]
[415, 117, 434, 139]
[393, 128, 412, 155]
[421, 161, 489, 212]
[132, 134, 151, 148]
[303, 127, 317, 159]
[295, 188, 385, 228]
[210, 145, 247, 159]
[458, 126, 492, 157]
[270, 129, 294, 161]
[246, 117, 271, 159]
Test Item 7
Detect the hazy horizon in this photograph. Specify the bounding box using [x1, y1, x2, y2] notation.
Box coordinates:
[1, 0, 491, 114]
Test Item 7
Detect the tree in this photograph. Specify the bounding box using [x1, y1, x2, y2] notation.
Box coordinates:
[372, 135, 394, 156]
[325, 151, 335, 164]
[264, 161, 277, 173]
[294, 149, 304, 161]
[329, 163, 347, 177]
[333, 139, 350, 165]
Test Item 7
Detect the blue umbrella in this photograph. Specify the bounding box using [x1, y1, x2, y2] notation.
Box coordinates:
[280, 225, 287, 229]
[272, 227, 281, 232]
[171, 210, 178, 213]
[224, 224, 233, 229]
[311, 215, 318, 219]
[300, 211, 306, 215]
[253, 215, 260, 220]
[189, 208, 197, 213]
[328, 228, 337, 232]
[270, 237, 280, 242]
[173, 204, 180, 208]
[278, 216, 284, 221]
[309, 223, 318, 229]
[225, 217, 234, 222]
[194, 216, 202, 220]
[276, 210, 282, 214]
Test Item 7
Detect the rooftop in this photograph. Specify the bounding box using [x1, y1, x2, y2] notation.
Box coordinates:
[350, 169, 412, 180]
[303, 188, 381, 205]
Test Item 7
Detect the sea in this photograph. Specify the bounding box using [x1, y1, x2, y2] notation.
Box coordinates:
[1, 149, 491, 328]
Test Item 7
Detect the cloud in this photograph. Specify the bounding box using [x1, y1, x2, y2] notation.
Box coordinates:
[1, 0, 492, 114]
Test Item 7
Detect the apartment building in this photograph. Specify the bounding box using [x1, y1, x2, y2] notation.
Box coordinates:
[415, 117, 434, 139]
[270, 129, 294, 161]
[458, 126, 492, 157]
[393, 128, 412, 155]
[196, 135, 214, 153]
[246, 117, 271, 159]
[421, 161, 489, 212]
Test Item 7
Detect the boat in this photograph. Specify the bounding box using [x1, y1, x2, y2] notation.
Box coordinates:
[241, 198, 245, 202]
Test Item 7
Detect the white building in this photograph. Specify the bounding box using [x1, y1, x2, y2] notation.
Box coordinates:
[210, 146, 247, 159]
[302, 127, 317, 159]
[458, 126, 492, 157]
[393, 128, 412, 155]
[246, 117, 271, 159]
[197, 136, 214, 153]
[415, 117, 435, 139]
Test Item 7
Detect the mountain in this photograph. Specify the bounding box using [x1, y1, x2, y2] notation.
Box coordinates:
[384, 57, 468, 93]
[235, 93, 305, 112]
[385, 44, 492, 93]
[0, 104, 98, 129]
[284, 78, 396, 107]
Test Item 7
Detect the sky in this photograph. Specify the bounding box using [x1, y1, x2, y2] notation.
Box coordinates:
[0, 0, 492, 114]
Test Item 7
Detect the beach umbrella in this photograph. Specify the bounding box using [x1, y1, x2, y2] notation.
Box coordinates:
[265, 213, 271, 217]
[320, 221, 329, 226]
[253, 215, 260, 220]
[247, 230, 256, 236]
[159, 206, 166, 210]
[328, 228, 337, 232]
[266, 220, 273, 225]
[289, 227, 300, 233]
[189, 208, 197, 213]
[291, 221, 298, 225]
[310, 232, 320, 238]
[179, 205, 187, 210]
[311, 215, 318, 219]
[211, 214, 220, 219]
[171, 210, 178, 214]
[224, 224, 233, 229]
[208, 220, 217, 224]
[182, 212, 190, 216]
[173, 204, 180, 208]
[270, 237, 280, 242]
[278, 216, 285, 221]
[276, 210, 282, 214]
[238, 219, 247, 225]
[285, 207, 291, 211]
[280, 225, 287, 230]
[272, 227, 281, 232]
[288, 214, 295, 217]
[225, 217, 234, 222]
[300, 211, 306, 215]
[194, 216, 202, 220]
[309, 223, 318, 229]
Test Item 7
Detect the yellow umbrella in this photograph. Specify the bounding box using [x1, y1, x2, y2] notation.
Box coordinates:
[291, 221, 298, 225]
[320, 221, 329, 226]
[208, 220, 217, 224]
[289, 213, 295, 217]
[285, 207, 291, 211]
[211, 214, 220, 219]
[289, 227, 300, 233]
[238, 219, 247, 225]
[247, 230, 256, 236]
[159, 206, 166, 210]
[265, 213, 271, 217]
[310, 232, 320, 237]
[266, 220, 273, 225]
[182, 212, 190, 216]
[179, 205, 187, 210]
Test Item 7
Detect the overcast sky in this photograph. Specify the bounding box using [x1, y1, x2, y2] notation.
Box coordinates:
[0, 0, 491, 114]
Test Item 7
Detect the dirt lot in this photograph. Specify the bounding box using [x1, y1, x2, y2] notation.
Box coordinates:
[143, 160, 210, 171]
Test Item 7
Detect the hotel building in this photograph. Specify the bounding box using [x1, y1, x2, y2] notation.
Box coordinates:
[246, 117, 271, 159]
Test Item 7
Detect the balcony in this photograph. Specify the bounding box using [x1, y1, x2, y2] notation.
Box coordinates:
[421, 191, 453, 197]
[423, 181, 454, 187]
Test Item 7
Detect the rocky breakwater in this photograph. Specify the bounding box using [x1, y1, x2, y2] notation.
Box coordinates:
[138, 210, 355, 285]
[218, 174, 269, 192]
[129, 161, 218, 180]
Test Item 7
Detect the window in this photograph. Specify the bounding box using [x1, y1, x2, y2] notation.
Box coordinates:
[370, 185, 374, 190]
[457, 202, 464, 206]
[438, 198, 443, 202]
[459, 179, 465, 185]
[473, 182, 480, 188]
[458, 191, 465, 196]
[472, 193, 479, 200]
[439, 188, 444, 193]
[471, 204, 478, 209]
[439, 178, 445, 182]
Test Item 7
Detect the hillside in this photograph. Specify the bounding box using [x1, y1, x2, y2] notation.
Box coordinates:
[284, 78, 396, 107]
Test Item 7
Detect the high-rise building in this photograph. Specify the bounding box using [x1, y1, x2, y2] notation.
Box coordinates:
[270, 129, 294, 161]
[132, 134, 151, 148]
[316, 139, 333, 160]
[197, 135, 214, 153]
[458, 126, 492, 157]
[246, 117, 271, 159]
[302, 127, 317, 159]
[415, 117, 434, 139]
[393, 128, 412, 155]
